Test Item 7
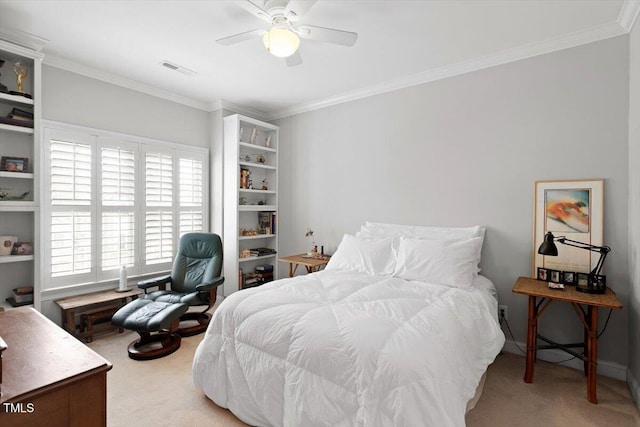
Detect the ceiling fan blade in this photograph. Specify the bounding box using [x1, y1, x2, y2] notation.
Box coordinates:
[284, 0, 318, 21]
[216, 29, 265, 46]
[296, 25, 358, 47]
[285, 50, 303, 67]
[240, 0, 272, 23]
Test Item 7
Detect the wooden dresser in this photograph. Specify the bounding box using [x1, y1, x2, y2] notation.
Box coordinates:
[0, 307, 112, 426]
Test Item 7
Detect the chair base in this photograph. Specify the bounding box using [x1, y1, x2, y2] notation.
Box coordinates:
[177, 312, 211, 337]
[127, 331, 182, 360]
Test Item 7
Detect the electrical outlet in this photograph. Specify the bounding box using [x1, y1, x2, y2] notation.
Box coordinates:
[498, 305, 508, 321]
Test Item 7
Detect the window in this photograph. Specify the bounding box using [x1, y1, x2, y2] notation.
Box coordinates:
[42, 123, 208, 290]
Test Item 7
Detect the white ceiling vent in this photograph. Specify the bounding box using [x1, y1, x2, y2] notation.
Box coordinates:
[160, 60, 197, 76]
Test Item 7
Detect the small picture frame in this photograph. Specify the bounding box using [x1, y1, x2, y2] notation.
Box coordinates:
[0, 156, 29, 173]
[561, 271, 576, 285]
[549, 270, 561, 283]
[577, 273, 590, 287]
[11, 242, 33, 256]
[537, 267, 548, 281]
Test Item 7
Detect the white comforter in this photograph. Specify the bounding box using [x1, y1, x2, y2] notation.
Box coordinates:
[193, 270, 505, 427]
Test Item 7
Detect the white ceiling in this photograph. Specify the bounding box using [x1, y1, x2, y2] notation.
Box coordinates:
[0, 0, 637, 119]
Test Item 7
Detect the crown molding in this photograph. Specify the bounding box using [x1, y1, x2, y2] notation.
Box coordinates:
[0, 28, 49, 52]
[266, 21, 627, 120]
[43, 54, 213, 111]
[219, 100, 269, 121]
[618, 0, 640, 32]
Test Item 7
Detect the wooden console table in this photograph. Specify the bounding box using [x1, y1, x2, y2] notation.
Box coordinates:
[278, 253, 330, 277]
[0, 307, 112, 426]
[512, 276, 622, 404]
[55, 288, 142, 342]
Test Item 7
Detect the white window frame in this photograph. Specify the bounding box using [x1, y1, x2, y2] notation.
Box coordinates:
[41, 121, 209, 292]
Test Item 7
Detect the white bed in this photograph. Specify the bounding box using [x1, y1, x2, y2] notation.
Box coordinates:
[193, 223, 505, 427]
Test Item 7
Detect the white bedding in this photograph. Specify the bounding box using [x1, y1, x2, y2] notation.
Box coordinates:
[192, 270, 505, 427]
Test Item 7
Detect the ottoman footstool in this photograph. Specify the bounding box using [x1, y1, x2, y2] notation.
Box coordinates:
[111, 299, 189, 360]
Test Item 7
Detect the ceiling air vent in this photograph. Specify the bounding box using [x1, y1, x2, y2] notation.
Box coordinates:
[160, 60, 197, 76]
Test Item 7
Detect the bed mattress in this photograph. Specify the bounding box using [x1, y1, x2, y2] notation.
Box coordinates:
[193, 270, 505, 427]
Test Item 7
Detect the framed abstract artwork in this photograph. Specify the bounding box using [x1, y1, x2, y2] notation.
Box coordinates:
[532, 179, 604, 276]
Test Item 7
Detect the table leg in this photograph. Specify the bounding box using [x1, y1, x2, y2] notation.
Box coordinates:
[64, 309, 76, 335]
[586, 306, 599, 404]
[288, 263, 293, 277]
[524, 296, 537, 383]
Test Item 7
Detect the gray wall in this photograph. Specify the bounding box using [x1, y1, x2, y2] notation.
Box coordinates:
[40, 65, 211, 321]
[42, 65, 210, 148]
[276, 36, 630, 369]
[628, 15, 640, 405]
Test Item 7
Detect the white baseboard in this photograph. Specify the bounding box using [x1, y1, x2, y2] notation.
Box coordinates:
[501, 338, 627, 381]
[627, 369, 640, 411]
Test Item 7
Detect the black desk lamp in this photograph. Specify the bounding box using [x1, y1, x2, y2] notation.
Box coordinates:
[537, 231, 610, 294]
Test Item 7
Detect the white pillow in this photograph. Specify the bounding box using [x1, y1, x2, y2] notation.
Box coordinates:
[363, 221, 485, 241]
[360, 222, 485, 273]
[325, 234, 396, 276]
[392, 237, 483, 288]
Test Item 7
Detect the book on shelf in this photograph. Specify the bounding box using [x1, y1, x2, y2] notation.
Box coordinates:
[0, 116, 34, 128]
[12, 286, 34, 304]
[8, 108, 34, 120]
[5, 296, 32, 307]
[249, 247, 276, 257]
[255, 264, 273, 272]
[258, 211, 277, 235]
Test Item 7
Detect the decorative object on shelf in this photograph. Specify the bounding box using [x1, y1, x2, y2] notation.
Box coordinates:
[11, 59, 31, 99]
[265, 134, 272, 148]
[256, 153, 266, 164]
[240, 228, 258, 236]
[10, 241, 33, 256]
[0, 59, 7, 93]
[533, 179, 603, 276]
[250, 127, 258, 144]
[239, 197, 247, 205]
[537, 231, 610, 294]
[261, 178, 268, 190]
[240, 168, 250, 189]
[0, 236, 17, 256]
[0, 190, 30, 201]
[240, 249, 251, 258]
[0, 156, 29, 172]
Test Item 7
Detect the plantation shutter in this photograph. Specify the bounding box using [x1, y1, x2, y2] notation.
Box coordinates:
[101, 147, 136, 271]
[49, 140, 92, 277]
[145, 152, 173, 264]
[179, 157, 204, 236]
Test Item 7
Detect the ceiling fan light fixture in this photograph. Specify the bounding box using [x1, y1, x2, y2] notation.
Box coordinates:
[262, 26, 300, 58]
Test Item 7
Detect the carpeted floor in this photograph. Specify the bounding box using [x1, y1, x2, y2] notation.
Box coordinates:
[88, 328, 640, 427]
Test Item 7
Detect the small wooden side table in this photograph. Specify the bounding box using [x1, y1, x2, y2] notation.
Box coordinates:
[55, 288, 142, 342]
[278, 253, 330, 277]
[512, 276, 622, 404]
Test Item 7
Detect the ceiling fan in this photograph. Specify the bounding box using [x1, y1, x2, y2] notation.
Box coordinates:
[216, 0, 358, 66]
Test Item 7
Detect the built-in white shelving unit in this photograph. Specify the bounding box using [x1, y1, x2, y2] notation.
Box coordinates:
[223, 114, 279, 295]
[0, 40, 42, 310]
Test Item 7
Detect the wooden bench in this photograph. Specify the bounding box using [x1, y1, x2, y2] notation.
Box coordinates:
[55, 288, 142, 343]
[80, 303, 124, 343]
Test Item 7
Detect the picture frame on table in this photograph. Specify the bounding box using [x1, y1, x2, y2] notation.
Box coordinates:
[532, 179, 604, 276]
[549, 270, 561, 284]
[537, 267, 548, 281]
[0, 156, 29, 173]
[577, 273, 590, 287]
[561, 271, 576, 285]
